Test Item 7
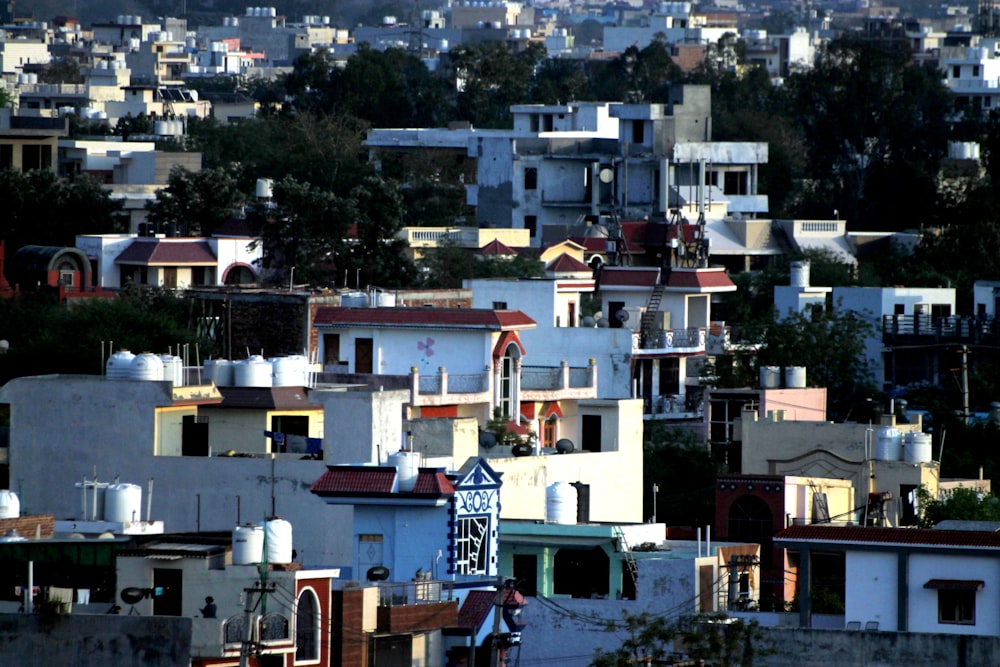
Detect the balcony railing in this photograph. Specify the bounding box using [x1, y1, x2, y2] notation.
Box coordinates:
[882, 314, 1000, 343]
[634, 327, 706, 352]
[377, 579, 457, 607]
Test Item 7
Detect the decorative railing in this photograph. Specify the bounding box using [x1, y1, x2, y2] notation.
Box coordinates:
[882, 315, 1000, 342]
[635, 327, 705, 351]
[377, 579, 457, 607]
[258, 612, 290, 643]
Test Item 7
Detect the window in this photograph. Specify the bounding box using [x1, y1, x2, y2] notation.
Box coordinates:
[631, 120, 644, 143]
[581, 414, 601, 452]
[493, 301, 508, 310]
[953, 65, 961, 78]
[938, 589, 976, 625]
[973, 65, 980, 77]
[21, 144, 52, 171]
[454, 515, 490, 575]
[524, 215, 537, 237]
[295, 589, 320, 662]
[524, 167, 537, 190]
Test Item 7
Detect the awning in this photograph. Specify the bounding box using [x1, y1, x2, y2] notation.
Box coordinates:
[923, 579, 984, 591]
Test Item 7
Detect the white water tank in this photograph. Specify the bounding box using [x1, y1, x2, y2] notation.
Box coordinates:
[272, 355, 307, 386]
[546, 482, 578, 524]
[388, 450, 421, 492]
[205, 359, 234, 386]
[790, 260, 810, 288]
[875, 427, 902, 461]
[105, 483, 142, 523]
[785, 366, 807, 388]
[235, 355, 273, 387]
[130, 352, 164, 381]
[760, 366, 781, 389]
[370, 290, 396, 307]
[256, 178, 273, 198]
[264, 518, 293, 563]
[160, 354, 184, 386]
[904, 432, 933, 463]
[233, 524, 265, 564]
[0, 490, 20, 519]
[107, 349, 136, 379]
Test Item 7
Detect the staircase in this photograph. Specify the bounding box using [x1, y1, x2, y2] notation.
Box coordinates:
[613, 525, 638, 591]
[639, 284, 666, 347]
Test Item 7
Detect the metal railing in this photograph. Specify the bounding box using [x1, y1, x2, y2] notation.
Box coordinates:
[376, 579, 456, 607]
[636, 327, 705, 350]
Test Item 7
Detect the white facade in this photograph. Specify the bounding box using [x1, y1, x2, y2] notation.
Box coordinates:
[942, 38, 1000, 116]
[0, 40, 51, 74]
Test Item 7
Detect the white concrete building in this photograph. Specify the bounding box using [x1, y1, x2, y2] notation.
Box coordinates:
[777, 524, 1000, 635]
[942, 37, 1000, 116]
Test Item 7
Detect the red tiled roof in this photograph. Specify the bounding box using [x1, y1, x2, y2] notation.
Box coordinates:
[599, 267, 659, 288]
[116, 239, 217, 265]
[479, 239, 518, 256]
[546, 253, 591, 273]
[412, 469, 455, 495]
[314, 307, 535, 330]
[458, 590, 495, 630]
[667, 268, 736, 291]
[775, 524, 1000, 549]
[310, 467, 396, 494]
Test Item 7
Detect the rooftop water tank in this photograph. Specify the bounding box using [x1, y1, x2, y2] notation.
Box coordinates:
[105, 483, 142, 523]
[759, 365, 781, 389]
[205, 359, 234, 386]
[790, 260, 810, 288]
[388, 450, 421, 492]
[546, 482, 578, 525]
[875, 427, 902, 461]
[234, 355, 273, 387]
[130, 352, 164, 381]
[232, 524, 264, 564]
[264, 518, 293, 564]
[784, 366, 807, 388]
[107, 349, 136, 379]
[160, 354, 184, 387]
[341, 292, 368, 308]
[0, 490, 20, 519]
[272, 355, 307, 387]
[904, 432, 933, 464]
[256, 178, 273, 198]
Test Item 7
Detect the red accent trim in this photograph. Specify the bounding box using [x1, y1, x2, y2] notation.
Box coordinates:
[540, 401, 563, 419]
[420, 405, 458, 418]
[492, 330, 525, 359]
[520, 402, 537, 419]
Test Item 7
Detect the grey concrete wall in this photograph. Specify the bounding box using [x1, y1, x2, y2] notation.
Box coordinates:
[0, 613, 190, 667]
[752, 627, 1000, 667]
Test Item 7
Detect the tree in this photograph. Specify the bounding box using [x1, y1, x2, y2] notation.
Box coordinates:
[0, 170, 124, 253]
[416, 242, 545, 288]
[590, 611, 675, 666]
[644, 423, 720, 526]
[916, 486, 1000, 528]
[451, 42, 547, 128]
[252, 176, 353, 287]
[346, 176, 416, 288]
[145, 164, 247, 237]
[702, 301, 877, 421]
[779, 35, 951, 229]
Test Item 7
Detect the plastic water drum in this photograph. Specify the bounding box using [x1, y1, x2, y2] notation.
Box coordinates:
[264, 518, 293, 564]
[232, 524, 265, 565]
[546, 482, 578, 525]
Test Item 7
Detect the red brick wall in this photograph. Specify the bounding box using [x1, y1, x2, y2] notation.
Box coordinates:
[376, 601, 458, 633]
[0, 515, 55, 539]
[332, 588, 369, 667]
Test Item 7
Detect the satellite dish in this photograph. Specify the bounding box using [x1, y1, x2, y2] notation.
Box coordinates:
[120, 587, 148, 605]
[555, 438, 575, 454]
[615, 309, 630, 323]
[599, 168, 614, 184]
[367, 565, 390, 581]
[512, 443, 533, 457]
[479, 431, 498, 448]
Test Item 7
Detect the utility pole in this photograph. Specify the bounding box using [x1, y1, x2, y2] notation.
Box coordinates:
[489, 576, 504, 667]
[239, 581, 276, 667]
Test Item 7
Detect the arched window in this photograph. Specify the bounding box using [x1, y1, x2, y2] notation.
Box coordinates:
[295, 589, 320, 663]
[499, 343, 519, 418]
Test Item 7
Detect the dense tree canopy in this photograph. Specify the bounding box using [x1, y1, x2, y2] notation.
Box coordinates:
[0, 170, 124, 254]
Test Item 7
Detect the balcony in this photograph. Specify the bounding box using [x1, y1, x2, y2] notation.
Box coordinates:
[882, 314, 1000, 345]
[411, 360, 598, 407]
[632, 327, 706, 354]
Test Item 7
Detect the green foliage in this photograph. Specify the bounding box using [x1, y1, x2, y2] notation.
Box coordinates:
[484, 407, 536, 448]
[0, 170, 124, 253]
[588, 38, 682, 103]
[145, 164, 247, 237]
[702, 300, 877, 420]
[451, 42, 547, 128]
[38, 57, 83, 84]
[590, 611, 675, 666]
[916, 485, 1000, 528]
[416, 242, 545, 289]
[644, 423, 719, 527]
[347, 176, 417, 288]
[591, 613, 770, 667]
[0, 288, 210, 386]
